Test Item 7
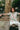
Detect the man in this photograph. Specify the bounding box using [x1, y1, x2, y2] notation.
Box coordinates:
[9, 24, 18, 30]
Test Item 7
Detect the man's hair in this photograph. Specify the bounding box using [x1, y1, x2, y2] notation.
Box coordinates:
[12, 24, 16, 25]
[12, 24, 18, 27]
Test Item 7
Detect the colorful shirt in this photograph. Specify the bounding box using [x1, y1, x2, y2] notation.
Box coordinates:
[9, 12, 17, 21]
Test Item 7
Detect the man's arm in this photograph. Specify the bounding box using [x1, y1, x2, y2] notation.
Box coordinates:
[9, 26, 12, 30]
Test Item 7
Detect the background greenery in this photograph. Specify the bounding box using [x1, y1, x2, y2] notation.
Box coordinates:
[0, 0, 5, 13]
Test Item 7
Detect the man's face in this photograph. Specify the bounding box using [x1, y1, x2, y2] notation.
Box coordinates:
[12, 24, 15, 27]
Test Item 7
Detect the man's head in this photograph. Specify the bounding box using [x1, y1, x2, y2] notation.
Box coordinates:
[12, 24, 16, 27]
